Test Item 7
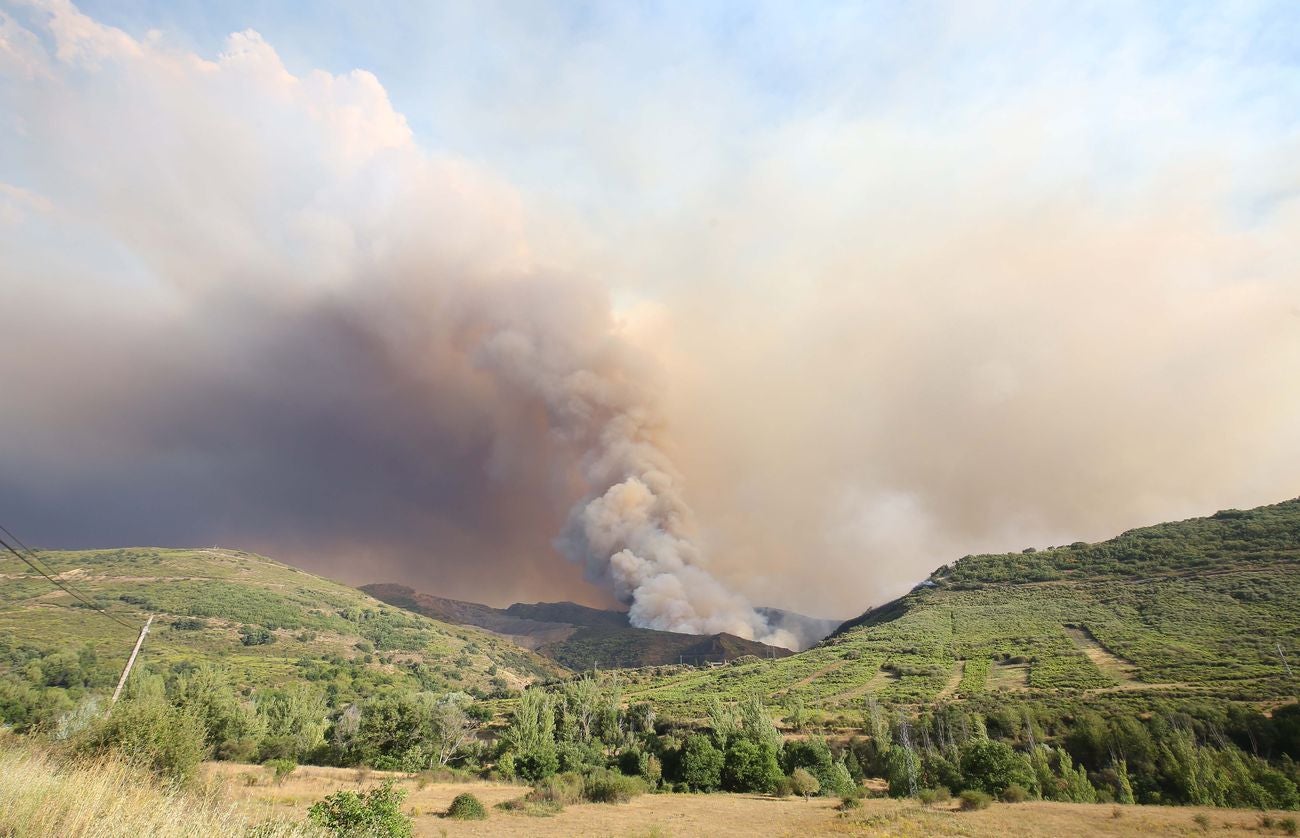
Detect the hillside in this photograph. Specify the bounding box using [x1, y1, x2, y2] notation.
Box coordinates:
[0, 547, 566, 729]
[362, 584, 795, 668]
[622, 497, 1300, 719]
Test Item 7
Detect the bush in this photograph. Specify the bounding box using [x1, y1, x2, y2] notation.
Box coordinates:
[239, 626, 275, 646]
[773, 776, 793, 798]
[1000, 783, 1029, 803]
[959, 789, 993, 811]
[582, 769, 647, 803]
[309, 780, 412, 837]
[446, 793, 487, 820]
[263, 758, 296, 785]
[76, 691, 207, 785]
[528, 772, 585, 808]
[790, 768, 820, 799]
[918, 786, 952, 806]
[1283, 816, 1298, 836]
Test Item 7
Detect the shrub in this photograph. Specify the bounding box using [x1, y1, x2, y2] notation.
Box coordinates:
[959, 789, 993, 811]
[76, 691, 207, 785]
[1001, 783, 1029, 803]
[496, 751, 515, 780]
[263, 758, 296, 785]
[837, 795, 862, 811]
[583, 769, 647, 803]
[239, 626, 275, 646]
[1283, 816, 1297, 836]
[1192, 813, 1210, 831]
[446, 793, 487, 820]
[644, 754, 663, 787]
[918, 786, 952, 806]
[528, 772, 585, 808]
[790, 768, 820, 799]
[782, 737, 836, 792]
[309, 780, 412, 837]
[773, 776, 793, 797]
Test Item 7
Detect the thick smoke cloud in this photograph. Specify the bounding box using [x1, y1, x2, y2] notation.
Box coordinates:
[0, 1, 790, 644]
[3, 1, 1300, 632]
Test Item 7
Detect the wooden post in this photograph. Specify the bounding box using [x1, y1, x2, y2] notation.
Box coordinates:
[111, 614, 153, 704]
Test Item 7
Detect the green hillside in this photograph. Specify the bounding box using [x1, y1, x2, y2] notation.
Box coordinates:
[0, 547, 565, 730]
[622, 498, 1300, 721]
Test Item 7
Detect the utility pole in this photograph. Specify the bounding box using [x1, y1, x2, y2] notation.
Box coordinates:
[111, 614, 153, 704]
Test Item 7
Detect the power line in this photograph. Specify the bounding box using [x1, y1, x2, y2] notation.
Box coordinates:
[0, 531, 136, 630]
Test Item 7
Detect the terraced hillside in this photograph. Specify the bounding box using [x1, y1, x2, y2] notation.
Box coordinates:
[622, 498, 1300, 721]
[0, 547, 565, 729]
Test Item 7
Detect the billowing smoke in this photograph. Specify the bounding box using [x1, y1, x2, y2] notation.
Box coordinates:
[0, 1, 789, 644]
[470, 266, 789, 642]
[4, 2, 1300, 634]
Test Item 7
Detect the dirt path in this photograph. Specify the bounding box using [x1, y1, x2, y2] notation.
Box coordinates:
[1063, 626, 1138, 682]
[774, 660, 847, 697]
[988, 661, 1029, 691]
[936, 660, 966, 700]
[818, 667, 899, 705]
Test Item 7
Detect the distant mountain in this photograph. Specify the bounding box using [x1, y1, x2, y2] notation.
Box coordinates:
[361, 584, 806, 668]
[359, 584, 576, 650]
[755, 607, 843, 651]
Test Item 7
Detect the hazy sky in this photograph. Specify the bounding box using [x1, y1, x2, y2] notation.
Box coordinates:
[2, 0, 1299, 624]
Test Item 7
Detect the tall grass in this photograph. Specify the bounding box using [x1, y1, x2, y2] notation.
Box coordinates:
[0, 737, 317, 837]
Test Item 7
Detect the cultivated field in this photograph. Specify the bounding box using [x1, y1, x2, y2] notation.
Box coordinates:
[206, 762, 1299, 837]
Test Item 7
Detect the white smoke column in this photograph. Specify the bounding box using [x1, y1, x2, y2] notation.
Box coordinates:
[477, 323, 794, 647]
[0, 2, 798, 644]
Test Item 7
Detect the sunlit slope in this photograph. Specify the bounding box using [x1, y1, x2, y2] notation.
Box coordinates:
[0, 547, 565, 708]
[623, 498, 1300, 718]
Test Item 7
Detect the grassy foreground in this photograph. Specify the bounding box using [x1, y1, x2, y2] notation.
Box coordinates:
[4, 734, 1295, 837]
[0, 735, 316, 838]
[207, 761, 1298, 837]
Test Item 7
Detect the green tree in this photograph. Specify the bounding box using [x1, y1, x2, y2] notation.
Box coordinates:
[960, 738, 1037, 797]
[503, 688, 558, 781]
[681, 734, 724, 791]
[257, 684, 328, 761]
[722, 738, 783, 793]
[783, 736, 837, 794]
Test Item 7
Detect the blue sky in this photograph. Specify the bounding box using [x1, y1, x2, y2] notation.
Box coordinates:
[66, 0, 1300, 225]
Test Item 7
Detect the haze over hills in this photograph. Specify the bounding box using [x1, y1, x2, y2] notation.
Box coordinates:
[361, 583, 802, 669]
[622, 497, 1300, 719]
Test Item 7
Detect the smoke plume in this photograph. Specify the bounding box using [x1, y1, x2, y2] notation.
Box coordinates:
[0, 1, 790, 644]
[3, 2, 1300, 633]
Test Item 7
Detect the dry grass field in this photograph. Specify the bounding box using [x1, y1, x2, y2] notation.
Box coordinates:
[206, 762, 1298, 837]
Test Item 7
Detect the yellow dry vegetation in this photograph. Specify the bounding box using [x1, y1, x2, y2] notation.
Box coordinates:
[0, 738, 315, 838]
[206, 762, 1297, 838]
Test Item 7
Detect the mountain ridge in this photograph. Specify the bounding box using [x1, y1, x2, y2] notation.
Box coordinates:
[360, 583, 802, 668]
